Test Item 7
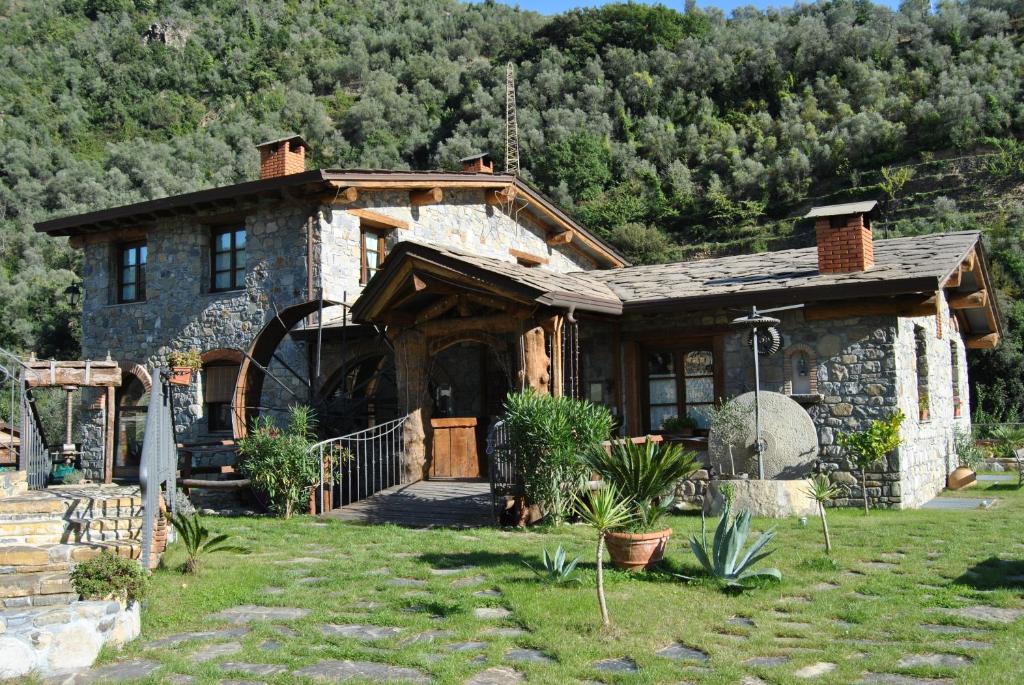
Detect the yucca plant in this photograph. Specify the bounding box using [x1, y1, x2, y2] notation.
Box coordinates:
[581, 438, 699, 531]
[170, 512, 248, 575]
[524, 545, 580, 584]
[803, 475, 841, 554]
[575, 486, 634, 627]
[686, 498, 781, 589]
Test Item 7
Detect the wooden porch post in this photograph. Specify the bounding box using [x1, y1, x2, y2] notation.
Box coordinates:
[104, 386, 116, 484]
[393, 329, 432, 482]
[519, 325, 551, 395]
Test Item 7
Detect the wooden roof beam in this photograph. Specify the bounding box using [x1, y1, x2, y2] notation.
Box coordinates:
[348, 208, 409, 230]
[324, 183, 359, 205]
[546, 231, 574, 246]
[966, 333, 999, 349]
[410, 187, 443, 207]
[509, 247, 548, 266]
[948, 290, 988, 310]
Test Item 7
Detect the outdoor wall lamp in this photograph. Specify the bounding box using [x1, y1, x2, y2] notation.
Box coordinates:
[63, 282, 82, 308]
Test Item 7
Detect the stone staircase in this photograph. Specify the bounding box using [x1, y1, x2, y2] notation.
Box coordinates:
[0, 472, 154, 611]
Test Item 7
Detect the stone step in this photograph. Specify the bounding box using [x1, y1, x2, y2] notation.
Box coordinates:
[0, 518, 67, 546]
[0, 569, 74, 601]
[0, 493, 69, 516]
[0, 470, 29, 499]
[69, 516, 144, 543]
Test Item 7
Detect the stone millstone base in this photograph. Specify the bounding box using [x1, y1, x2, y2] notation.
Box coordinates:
[0, 599, 140, 680]
[705, 478, 817, 518]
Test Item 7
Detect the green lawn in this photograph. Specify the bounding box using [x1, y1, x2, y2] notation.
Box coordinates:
[105, 481, 1024, 684]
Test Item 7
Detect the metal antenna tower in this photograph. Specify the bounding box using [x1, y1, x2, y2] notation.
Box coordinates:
[504, 63, 520, 176]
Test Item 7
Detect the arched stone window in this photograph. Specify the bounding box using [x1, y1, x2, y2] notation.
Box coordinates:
[200, 349, 243, 434]
[783, 344, 818, 395]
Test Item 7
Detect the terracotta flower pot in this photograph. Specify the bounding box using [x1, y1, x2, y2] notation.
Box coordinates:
[604, 527, 672, 571]
[947, 466, 976, 490]
[169, 367, 194, 386]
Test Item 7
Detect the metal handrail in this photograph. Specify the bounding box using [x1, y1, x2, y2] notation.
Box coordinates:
[0, 347, 49, 489]
[311, 415, 408, 512]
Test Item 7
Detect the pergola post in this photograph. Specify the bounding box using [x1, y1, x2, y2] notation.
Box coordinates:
[393, 329, 431, 482]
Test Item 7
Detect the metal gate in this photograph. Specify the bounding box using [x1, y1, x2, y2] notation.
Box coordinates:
[311, 416, 408, 512]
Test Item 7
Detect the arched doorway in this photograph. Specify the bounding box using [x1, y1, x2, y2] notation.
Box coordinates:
[427, 338, 511, 479]
[114, 365, 151, 481]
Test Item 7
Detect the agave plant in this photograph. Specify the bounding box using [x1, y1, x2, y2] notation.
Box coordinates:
[575, 486, 634, 627]
[524, 545, 581, 584]
[803, 475, 841, 554]
[170, 512, 249, 575]
[687, 498, 781, 589]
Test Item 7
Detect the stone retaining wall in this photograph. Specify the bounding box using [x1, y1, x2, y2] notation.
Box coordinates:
[0, 600, 140, 681]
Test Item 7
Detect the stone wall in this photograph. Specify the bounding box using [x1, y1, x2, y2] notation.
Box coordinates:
[0, 600, 140, 681]
[892, 293, 971, 508]
[617, 304, 965, 509]
[316, 189, 595, 304]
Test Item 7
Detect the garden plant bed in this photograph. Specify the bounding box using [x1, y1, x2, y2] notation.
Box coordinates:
[70, 480, 1024, 684]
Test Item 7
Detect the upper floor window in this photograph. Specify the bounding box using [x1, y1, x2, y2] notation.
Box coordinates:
[361, 228, 386, 285]
[118, 242, 147, 303]
[211, 227, 246, 292]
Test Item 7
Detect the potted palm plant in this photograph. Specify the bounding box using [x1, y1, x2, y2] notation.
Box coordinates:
[582, 439, 699, 571]
[167, 349, 201, 386]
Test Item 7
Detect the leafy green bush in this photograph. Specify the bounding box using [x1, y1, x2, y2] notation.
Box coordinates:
[238, 405, 319, 519]
[837, 410, 904, 514]
[70, 551, 147, 602]
[503, 390, 612, 524]
[581, 438, 699, 532]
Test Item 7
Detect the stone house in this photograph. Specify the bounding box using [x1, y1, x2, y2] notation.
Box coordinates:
[36, 137, 1000, 509]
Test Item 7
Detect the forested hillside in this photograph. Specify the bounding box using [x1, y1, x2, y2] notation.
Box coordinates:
[2, 0, 1023, 419]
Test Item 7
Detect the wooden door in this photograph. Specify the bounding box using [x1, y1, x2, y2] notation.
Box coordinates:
[430, 417, 481, 478]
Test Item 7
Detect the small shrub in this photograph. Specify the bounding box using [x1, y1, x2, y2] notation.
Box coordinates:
[803, 475, 841, 554]
[952, 426, 983, 471]
[70, 551, 147, 602]
[837, 410, 904, 514]
[237, 405, 319, 518]
[576, 486, 634, 627]
[170, 512, 248, 575]
[524, 545, 580, 584]
[504, 390, 613, 524]
[167, 349, 202, 370]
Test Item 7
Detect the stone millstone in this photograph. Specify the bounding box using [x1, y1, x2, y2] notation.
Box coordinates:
[708, 391, 818, 479]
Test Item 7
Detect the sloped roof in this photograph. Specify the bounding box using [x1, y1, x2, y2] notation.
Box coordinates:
[351, 240, 622, 324]
[583, 231, 982, 312]
[804, 201, 878, 218]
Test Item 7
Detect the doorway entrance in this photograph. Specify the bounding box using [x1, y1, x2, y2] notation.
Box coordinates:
[428, 341, 510, 479]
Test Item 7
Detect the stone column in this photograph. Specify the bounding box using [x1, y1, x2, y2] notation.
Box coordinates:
[393, 329, 431, 481]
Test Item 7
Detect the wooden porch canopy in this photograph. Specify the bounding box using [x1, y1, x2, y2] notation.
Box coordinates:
[350, 240, 623, 328]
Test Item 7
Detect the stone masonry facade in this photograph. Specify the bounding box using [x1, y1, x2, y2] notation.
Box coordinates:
[78, 188, 592, 457]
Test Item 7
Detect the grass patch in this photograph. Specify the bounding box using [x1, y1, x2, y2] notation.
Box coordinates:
[102, 486, 1024, 684]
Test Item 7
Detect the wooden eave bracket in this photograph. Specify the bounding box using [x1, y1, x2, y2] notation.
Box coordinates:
[323, 182, 359, 205]
[966, 332, 999, 349]
[508, 247, 548, 266]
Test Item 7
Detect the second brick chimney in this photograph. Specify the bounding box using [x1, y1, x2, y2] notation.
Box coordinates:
[459, 152, 494, 174]
[257, 135, 307, 179]
[805, 201, 878, 273]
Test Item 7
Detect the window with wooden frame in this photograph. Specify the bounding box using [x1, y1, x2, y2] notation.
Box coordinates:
[360, 227, 387, 285]
[117, 241, 147, 303]
[203, 362, 239, 433]
[644, 347, 718, 432]
[211, 227, 247, 292]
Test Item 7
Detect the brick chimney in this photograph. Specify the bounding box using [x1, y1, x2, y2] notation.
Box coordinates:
[459, 152, 493, 174]
[256, 135, 307, 179]
[805, 201, 878, 273]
